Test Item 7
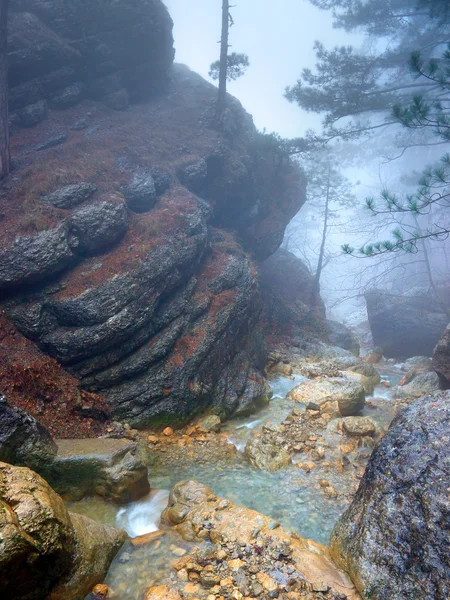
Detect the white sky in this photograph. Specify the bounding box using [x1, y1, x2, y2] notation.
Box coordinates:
[164, 0, 359, 137]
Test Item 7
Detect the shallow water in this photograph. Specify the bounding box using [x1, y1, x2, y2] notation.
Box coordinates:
[74, 363, 404, 599]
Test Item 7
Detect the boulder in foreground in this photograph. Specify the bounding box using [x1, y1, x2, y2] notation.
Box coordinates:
[330, 391, 450, 600]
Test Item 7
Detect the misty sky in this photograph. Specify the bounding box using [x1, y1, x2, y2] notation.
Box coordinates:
[164, 0, 360, 138]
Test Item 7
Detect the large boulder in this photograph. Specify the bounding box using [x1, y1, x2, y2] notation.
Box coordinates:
[8, 0, 174, 124]
[45, 438, 149, 503]
[288, 377, 365, 417]
[365, 289, 449, 358]
[433, 323, 450, 388]
[330, 391, 450, 600]
[0, 461, 127, 600]
[0, 395, 57, 471]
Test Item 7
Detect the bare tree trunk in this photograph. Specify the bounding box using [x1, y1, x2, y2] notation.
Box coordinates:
[0, 0, 10, 180]
[216, 0, 229, 124]
[311, 162, 331, 306]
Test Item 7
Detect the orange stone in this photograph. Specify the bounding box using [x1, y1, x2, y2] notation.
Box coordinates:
[92, 584, 109, 598]
[163, 427, 174, 436]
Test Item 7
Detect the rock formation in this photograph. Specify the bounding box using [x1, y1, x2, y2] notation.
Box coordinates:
[365, 289, 449, 358]
[1, 0, 306, 430]
[330, 391, 450, 600]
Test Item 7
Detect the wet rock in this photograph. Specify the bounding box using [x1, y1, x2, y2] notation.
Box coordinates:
[9, 80, 43, 111]
[0, 223, 76, 290]
[363, 347, 383, 364]
[45, 438, 149, 503]
[402, 355, 433, 374]
[344, 362, 381, 395]
[49, 513, 127, 600]
[161, 480, 360, 599]
[0, 395, 57, 471]
[342, 416, 376, 437]
[144, 586, 181, 600]
[433, 323, 450, 388]
[70, 118, 89, 131]
[365, 289, 449, 358]
[151, 167, 172, 195]
[0, 461, 75, 599]
[395, 371, 440, 399]
[49, 82, 86, 109]
[331, 391, 450, 600]
[42, 182, 97, 209]
[196, 414, 221, 432]
[35, 132, 68, 151]
[69, 200, 128, 255]
[288, 377, 365, 417]
[327, 320, 360, 356]
[245, 432, 291, 472]
[123, 173, 157, 213]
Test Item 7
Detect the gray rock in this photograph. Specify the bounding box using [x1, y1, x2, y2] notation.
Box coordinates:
[69, 200, 128, 255]
[337, 381, 366, 416]
[9, 80, 43, 111]
[365, 289, 449, 358]
[327, 320, 360, 356]
[0, 223, 76, 290]
[35, 132, 68, 151]
[395, 371, 441, 399]
[49, 82, 86, 109]
[151, 167, 172, 195]
[433, 323, 450, 388]
[0, 395, 57, 471]
[17, 99, 48, 127]
[196, 414, 221, 432]
[123, 172, 157, 213]
[42, 182, 97, 209]
[331, 391, 450, 600]
[402, 356, 433, 374]
[179, 158, 208, 192]
[45, 438, 150, 503]
[104, 88, 130, 111]
[70, 118, 89, 131]
[342, 416, 376, 437]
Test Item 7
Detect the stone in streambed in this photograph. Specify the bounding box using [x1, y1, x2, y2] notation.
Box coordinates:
[342, 416, 376, 437]
[245, 432, 291, 472]
[395, 371, 440, 399]
[45, 438, 149, 503]
[196, 414, 221, 432]
[288, 377, 365, 417]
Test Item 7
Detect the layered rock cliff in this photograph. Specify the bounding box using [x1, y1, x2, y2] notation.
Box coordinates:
[0, 1, 306, 428]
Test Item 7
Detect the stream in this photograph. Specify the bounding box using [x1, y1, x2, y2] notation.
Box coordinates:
[71, 363, 403, 599]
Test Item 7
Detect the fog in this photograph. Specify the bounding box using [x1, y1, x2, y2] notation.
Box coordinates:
[165, 0, 450, 325]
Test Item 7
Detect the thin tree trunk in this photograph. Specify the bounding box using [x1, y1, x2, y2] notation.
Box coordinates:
[414, 215, 450, 320]
[0, 0, 10, 180]
[216, 0, 229, 123]
[311, 162, 331, 306]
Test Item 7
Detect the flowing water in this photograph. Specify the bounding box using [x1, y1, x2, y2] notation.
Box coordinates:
[73, 363, 403, 599]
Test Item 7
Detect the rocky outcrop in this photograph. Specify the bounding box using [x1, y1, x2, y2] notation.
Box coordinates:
[0, 461, 127, 600]
[433, 323, 450, 388]
[327, 320, 360, 356]
[8, 0, 174, 128]
[330, 391, 450, 600]
[365, 289, 449, 358]
[45, 438, 149, 502]
[157, 480, 360, 600]
[0, 395, 57, 470]
[1, 62, 305, 427]
[259, 248, 326, 342]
